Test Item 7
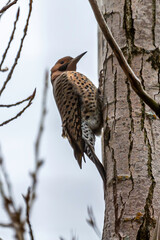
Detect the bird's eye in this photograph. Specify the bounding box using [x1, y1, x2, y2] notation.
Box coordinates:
[60, 61, 64, 64]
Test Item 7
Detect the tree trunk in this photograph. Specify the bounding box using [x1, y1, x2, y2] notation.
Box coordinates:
[99, 0, 160, 239]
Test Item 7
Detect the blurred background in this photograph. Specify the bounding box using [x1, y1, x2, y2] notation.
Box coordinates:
[0, 0, 104, 239]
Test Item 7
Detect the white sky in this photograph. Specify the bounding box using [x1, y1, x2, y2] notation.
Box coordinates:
[0, 0, 104, 239]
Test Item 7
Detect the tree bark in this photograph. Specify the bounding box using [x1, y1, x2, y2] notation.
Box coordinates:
[99, 0, 160, 239]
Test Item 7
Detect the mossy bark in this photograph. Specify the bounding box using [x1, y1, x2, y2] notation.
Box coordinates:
[98, 0, 160, 239]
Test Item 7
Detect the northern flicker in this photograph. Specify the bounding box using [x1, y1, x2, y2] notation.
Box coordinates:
[51, 52, 106, 184]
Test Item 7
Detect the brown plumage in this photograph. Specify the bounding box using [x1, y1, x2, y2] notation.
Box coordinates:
[51, 52, 106, 184]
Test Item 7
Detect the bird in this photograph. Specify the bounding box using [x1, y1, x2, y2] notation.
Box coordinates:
[51, 52, 106, 184]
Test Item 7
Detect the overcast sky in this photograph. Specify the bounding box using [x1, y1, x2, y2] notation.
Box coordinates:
[0, 0, 104, 239]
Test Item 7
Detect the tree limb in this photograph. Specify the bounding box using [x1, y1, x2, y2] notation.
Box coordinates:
[88, 0, 160, 117]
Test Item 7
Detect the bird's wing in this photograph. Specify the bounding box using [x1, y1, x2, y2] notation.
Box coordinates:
[66, 71, 97, 106]
[53, 72, 85, 168]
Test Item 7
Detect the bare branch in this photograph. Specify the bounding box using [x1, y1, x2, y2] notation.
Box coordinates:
[86, 206, 101, 238]
[35, 70, 48, 159]
[0, 170, 25, 240]
[0, 72, 48, 238]
[0, 0, 33, 96]
[0, 88, 36, 127]
[5, 0, 12, 5]
[88, 0, 160, 117]
[0, 67, 8, 72]
[0, 150, 26, 240]
[0, 223, 13, 228]
[0, 90, 35, 108]
[22, 188, 35, 240]
[59, 235, 78, 240]
[0, 8, 20, 71]
[71, 235, 78, 240]
[30, 70, 48, 208]
[0, 153, 16, 212]
[0, 0, 18, 14]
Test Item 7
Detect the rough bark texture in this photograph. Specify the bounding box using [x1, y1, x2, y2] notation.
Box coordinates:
[98, 0, 160, 239]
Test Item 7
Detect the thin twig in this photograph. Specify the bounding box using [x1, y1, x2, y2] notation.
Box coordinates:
[0, 150, 25, 240]
[35, 70, 48, 160]
[0, 88, 36, 127]
[86, 206, 101, 238]
[0, 67, 8, 72]
[30, 70, 48, 208]
[0, 90, 35, 108]
[88, 0, 160, 117]
[0, 0, 33, 96]
[0, 223, 13, 228]
[0, 152, 16, 212]
[71, 235, 78, 240]
[5, 0, 12, 5]
[0, 0, 18, 14]
[22, 188, 34, 240]
[0, 8, 20, 71]
[0, 0, 12, 19]
[59, 235, 78, 240]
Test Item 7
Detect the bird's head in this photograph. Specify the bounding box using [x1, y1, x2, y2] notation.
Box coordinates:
[51, 51, 87, 82]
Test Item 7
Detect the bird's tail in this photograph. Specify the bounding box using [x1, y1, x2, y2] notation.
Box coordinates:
[84, 143, 106, 185]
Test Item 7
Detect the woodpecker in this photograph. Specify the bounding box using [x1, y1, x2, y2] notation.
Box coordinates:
[51, 52, 106, 184]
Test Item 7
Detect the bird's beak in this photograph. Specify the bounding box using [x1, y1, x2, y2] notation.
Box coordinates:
[67, 51, 87, 71]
